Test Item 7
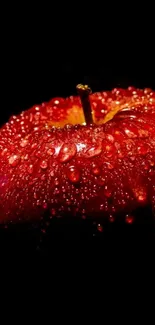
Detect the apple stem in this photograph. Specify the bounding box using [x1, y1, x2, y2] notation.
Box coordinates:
[76, 84, 93, 124]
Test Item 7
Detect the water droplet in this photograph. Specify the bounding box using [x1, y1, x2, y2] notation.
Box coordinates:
[114, 130, 124, 141]
[129, 155, 135, 161]
[43, 201, 48, 209]
[85, 145, 102, 158]
[59, 143, 77, 163]
[104, 144, 116, 158]
[1, 148, 8, 156]
[137, 143, 149, 155]
[36, 199, 41, 206]
[41, 174, 46, 180]
[138, 129, 149, 138]
[97, 177, 105, 186]
[9, 154, 20, 167]
[118, 150, 124, 158]
[33, 127, 39, 132]
[54, 178, 59, 186]
[104, 162, 114, 169]
[125, 214, 134, 224]
[97, 223, 103, 232]
[137, 194, 146, 202]
[104, 186, 112, 197]
[67, 165, 80, 183]
[50, 208, 56, 216]
[100, 204, 104, 211]
[31, 143, 38, 149]
[142, 161, 149, 170]
[54, 187, 60, 195]
[34, 192, 37, 199]
[66, 199, 71, 206]
[20, 139, 28, 147]
[81, 208, 86, 215]
[50, 169, 55, 177]
[124, 126, 138, 138]
[109, 214, 115, 222]
[24, 154, 29, 160]
[40, 160, 48, 169]
[106, 134, 114, 143]
[35, 106, 40, 111]
[149, 160, 154, 167]
[27, 164, 33, 174]
[42, 132, 52, 141]
[35, 150, 42, 158]
[92, 163, 101, 176]
[133, 187, 147, 203]
[47, 148, 55, 156]
[144, 88, 152, 94]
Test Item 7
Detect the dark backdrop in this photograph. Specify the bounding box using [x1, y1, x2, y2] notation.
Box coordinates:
[1, 5, 155, 126]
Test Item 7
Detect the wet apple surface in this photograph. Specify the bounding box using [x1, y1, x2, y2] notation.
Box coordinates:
[0, 86, 154, 231]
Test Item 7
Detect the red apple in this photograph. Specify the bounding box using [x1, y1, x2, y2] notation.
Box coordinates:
[0, 86, 154, 224]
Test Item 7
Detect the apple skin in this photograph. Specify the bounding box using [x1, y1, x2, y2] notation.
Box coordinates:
[0, 86, 155, 224]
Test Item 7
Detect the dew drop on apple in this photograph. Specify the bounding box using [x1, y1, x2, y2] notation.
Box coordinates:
[97, 177, 105, 186]
[9, 154, 21, 167]
[66, 199, 71, 206]
[134, 187, 147, 203]
[104, 186, 112, 198]
[67, 165, 80, 183]
[35, 150, 42, 158]
[138, 129, 149, 138]
[99, 204, 104, 211]
[23, 153, 29, 160]
[37, 199, 41, 206]
[137, 143, 148, 155]
[105, 162, 114, 170]
[106, 134, 114, 143]
[50, 208, 56, 216]
[124, 126, 138, 138]
[34, 192, 37, 199]
[47, 148, 55, 156]
[125, 214, 134, 224]
[81, 208, 86, 217]
[1, 148, 8, 156]
[109, 214, 115, 222]
[84, 145, 102, 158]
[31, 143, 38, 149]
[54, 187, 60, 195]
[105, 144, 116, 158]
[50, 169, 55, 177]
[41, 174, 46, 181]
[149, 159, 155, 167]
[27, 164, 33, 174]
[40, 160, 48, 169]
[43, 201, 48, 209]
[92, 164, 101, 176]
[54, 178, 59, 186]
[137, 193, 147, 202]
[20, 139, 28, 147]
[142, 161, 149, 170]
[97, 223, 103, 232]
[59, 143, 77, 163]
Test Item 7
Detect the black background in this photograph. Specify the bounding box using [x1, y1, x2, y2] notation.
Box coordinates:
[1, 5, 155, 126]
[0, 6, 155, 255]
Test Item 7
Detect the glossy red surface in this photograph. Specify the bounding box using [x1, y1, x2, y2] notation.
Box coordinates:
[0, 87, 154, 223]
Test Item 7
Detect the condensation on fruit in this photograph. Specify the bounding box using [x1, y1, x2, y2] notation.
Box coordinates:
[58, 143, 77, 163]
